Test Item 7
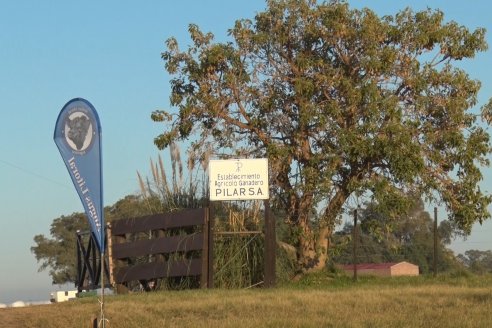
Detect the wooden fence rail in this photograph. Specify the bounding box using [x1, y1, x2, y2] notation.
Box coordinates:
[108, 208, 212, 292]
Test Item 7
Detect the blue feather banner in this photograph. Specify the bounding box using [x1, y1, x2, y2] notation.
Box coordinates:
[54, 98, 105, 251]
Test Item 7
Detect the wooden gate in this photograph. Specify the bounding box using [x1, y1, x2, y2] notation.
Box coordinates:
[107, 208, 213, 292]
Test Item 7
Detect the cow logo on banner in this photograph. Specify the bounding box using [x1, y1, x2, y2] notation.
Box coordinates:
[54, 98, 105, 252]
[64, 110, 95, 153]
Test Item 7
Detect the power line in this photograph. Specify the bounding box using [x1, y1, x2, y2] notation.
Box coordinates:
[0, 158, 70, 189]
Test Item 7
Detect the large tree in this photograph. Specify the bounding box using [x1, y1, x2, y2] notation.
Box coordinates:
[153, 0, 492, 272]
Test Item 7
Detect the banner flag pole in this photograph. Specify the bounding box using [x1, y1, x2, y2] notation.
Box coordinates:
[100, 251, 106, 328]
[54, 98, 107, 326]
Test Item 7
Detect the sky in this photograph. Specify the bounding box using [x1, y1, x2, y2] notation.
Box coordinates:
[1, 0, 492, 304]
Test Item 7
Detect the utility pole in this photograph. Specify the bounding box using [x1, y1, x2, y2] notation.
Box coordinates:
[353, 209, 358, 281]
[433, 207, 438, 277]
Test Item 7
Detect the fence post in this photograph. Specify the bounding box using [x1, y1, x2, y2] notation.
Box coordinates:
[201, 208, 210, 288]
[264, 199, 276, 288]
[113, 231, 128, 294]
[207, 204, 215, 288]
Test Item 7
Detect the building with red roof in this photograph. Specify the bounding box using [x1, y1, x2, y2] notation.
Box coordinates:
[339, 261, 419, 277]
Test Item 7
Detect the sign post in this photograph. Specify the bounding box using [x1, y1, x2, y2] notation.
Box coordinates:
[209, 158, 275, 287]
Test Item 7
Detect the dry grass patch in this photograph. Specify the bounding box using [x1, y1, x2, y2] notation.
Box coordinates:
[1, 280, 491, 327]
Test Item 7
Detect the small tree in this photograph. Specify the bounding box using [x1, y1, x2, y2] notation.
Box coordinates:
[31, 213, 87, 285]
[458, 250, 492, 274]
[31, 195, 158, 285]
[332, 197, 461, 273]
[153, 0, 492, 272]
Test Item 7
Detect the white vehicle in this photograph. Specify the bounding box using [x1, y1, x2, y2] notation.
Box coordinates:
[50, 290, 77, 303]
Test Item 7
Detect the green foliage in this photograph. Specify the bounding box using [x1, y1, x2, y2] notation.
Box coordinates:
[155, 0, 492, 270]
[458, 249, 492, 274]
[31, 196, 156, 285]
[31, 213, 87, 285]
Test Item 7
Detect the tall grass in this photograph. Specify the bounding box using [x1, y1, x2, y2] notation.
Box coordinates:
[213, 201, 265, 288]
[212, 201, 298, 287]
[136, 142, 207, 213]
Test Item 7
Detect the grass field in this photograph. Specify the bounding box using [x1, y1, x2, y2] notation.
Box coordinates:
[1, 273, 492, 328]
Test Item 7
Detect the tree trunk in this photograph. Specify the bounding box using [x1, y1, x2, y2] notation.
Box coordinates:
[297, 222, 333, 273]
[298, 218, 318, 270]
[314, 225, 332, 271]
[296, 187, 349, 273]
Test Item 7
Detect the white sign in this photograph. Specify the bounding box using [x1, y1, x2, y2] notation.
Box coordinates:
[209, 158, 269, 201]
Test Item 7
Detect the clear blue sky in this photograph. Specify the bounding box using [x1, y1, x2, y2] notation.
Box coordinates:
[1, 0, 491, 304]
